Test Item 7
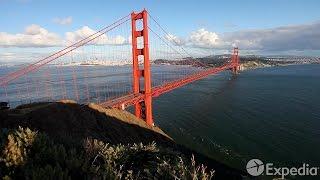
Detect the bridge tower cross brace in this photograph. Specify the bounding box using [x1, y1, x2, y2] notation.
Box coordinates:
[131, 10, 153, 126]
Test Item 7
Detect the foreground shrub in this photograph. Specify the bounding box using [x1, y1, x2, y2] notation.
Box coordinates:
[0, 127, 214, 179]
[0, 127, 36, 167]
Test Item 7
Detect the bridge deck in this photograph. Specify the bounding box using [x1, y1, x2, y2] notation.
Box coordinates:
[99, 63, 234, 109]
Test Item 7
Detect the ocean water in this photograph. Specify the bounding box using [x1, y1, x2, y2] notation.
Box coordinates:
[1, 63, 320, 174]
[153, 64, 320, 172]
[0, 64, 200, 107]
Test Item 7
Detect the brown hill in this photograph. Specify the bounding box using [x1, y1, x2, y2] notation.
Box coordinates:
[0, 101, 247, 179]
[1, 102, 172, 145]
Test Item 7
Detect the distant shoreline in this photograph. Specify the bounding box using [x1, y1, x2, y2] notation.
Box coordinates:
[239, 61, 319, 71]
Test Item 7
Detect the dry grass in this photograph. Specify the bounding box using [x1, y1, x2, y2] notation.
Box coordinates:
[0, 127, 214, 179]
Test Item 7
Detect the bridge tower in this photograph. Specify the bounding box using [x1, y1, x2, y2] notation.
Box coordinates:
[131, 9, 153, 126]
[232, 47, 240, 73]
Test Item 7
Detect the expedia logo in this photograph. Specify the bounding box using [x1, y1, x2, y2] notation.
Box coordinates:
[246, 159, 320, 179]
[246, 159, 264, 176]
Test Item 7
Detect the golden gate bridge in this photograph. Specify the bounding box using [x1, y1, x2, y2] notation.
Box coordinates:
[0, 9, 239, 126]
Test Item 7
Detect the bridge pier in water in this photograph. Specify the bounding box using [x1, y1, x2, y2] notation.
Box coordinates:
[131, 9, 154, 126]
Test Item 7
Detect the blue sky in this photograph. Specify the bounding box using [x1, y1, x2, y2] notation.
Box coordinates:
[1, 0, 320, 60]
[1, 0, 320, 34]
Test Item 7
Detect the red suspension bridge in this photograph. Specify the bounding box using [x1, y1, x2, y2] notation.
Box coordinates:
[0, 9, 239, 126]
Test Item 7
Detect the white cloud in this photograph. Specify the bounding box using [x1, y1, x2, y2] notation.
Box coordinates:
[165, 29, 223, 49]
[0, 24, 62, 48]
[0, 25, 129, 48]
[25, 24, 43, 35]
[65, 26, 127, 46]
[164, 21, 320, 53]
[189, 28, 220, 48]
[108, 35, 127, 45]
[53, 16, 73, 25]
[65, 26, 96, 44]
[165, 34, 185, 46]
[222, 21, 320, 51]
[2, 21, 320, 54]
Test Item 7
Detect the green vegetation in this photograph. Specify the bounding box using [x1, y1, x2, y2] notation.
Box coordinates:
[0, 127, 214, 179]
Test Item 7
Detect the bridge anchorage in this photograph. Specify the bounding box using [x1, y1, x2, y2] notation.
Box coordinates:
[0, 9, 240, 127]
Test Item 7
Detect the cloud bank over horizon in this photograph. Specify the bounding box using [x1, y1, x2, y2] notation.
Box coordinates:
[0, 24, 130, 48]
[166, 21, 320, 53]
[0, 20, 320, 56]
[0, 24, 62, 48]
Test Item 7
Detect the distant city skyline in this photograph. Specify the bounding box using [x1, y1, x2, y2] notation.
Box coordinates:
[0, 0, 320, 63]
